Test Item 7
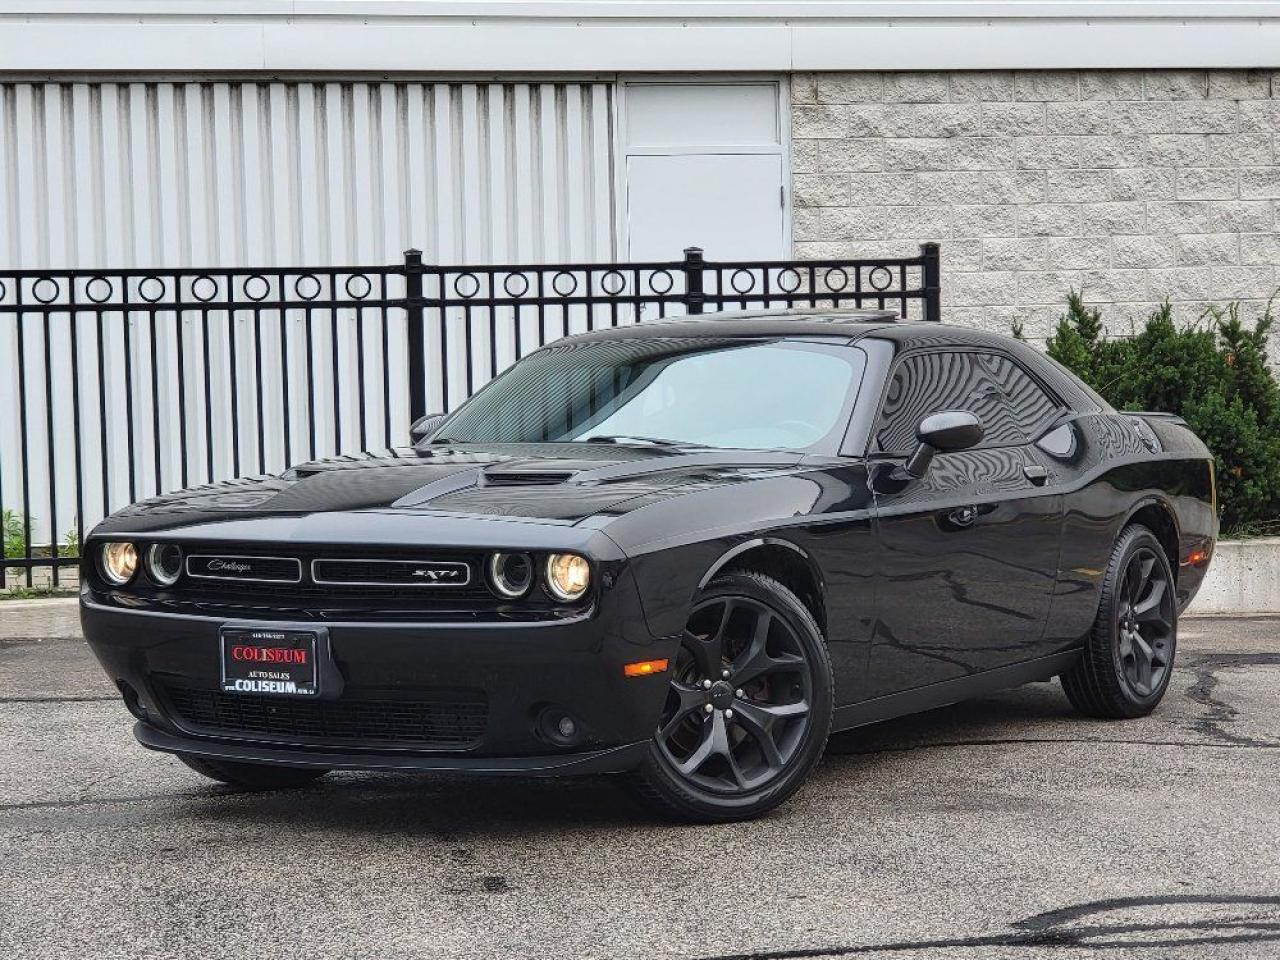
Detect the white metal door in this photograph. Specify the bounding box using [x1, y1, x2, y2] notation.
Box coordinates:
[626, 153, 786, 261]
[621, 80, 788, 263]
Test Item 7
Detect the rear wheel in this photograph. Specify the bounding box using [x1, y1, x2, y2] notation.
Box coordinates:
[630, 571, 833, 822]
[1061, 524, 1177, 719]
[177, 754, 330, 791]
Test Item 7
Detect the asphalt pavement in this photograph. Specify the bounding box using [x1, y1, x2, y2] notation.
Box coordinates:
[1, 600, 1278, 960]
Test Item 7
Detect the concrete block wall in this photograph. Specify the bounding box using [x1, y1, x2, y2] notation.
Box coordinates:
[791, 70, 1280, 348]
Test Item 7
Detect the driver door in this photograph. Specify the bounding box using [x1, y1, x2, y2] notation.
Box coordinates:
[866, 349, 1065, 697]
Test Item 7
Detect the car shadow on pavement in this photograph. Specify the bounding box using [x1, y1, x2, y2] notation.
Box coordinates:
[175, 683, 1083, 833]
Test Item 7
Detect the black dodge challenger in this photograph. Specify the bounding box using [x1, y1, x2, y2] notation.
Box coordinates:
[81, 310, 1217, 821]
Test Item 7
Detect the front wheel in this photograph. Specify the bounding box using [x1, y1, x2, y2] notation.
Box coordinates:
[629, 571, 833, 822]
[177, 754, 330, 791]
[1060, 524, 1177, 719]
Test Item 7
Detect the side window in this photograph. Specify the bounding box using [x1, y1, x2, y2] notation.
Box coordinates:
[875, 350, 1051, 453]
[976, 353, 1062, 439]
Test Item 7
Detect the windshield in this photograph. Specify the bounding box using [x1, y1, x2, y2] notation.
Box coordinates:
[433, 337, 865, 451]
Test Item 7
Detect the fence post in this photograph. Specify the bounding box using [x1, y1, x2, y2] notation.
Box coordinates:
[403, 248, 428, 422]
[682, 246, 705, 315]
[920, 242, 941, 323]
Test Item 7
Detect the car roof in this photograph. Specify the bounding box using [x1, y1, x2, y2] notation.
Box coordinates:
[560, 306, 1021, 351]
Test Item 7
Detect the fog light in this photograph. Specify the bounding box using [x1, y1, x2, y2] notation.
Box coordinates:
[116, 680, 147, 721]
[537, 707, 583, 747]
[545, 553, 590, 601]
[146, 543, 183, 586]
[99, 541, 138, 585]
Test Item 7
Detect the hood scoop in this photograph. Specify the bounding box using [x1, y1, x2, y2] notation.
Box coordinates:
[478, 465, 578, 487]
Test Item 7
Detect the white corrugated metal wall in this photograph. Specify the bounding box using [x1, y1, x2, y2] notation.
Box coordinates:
[0, 79, 617, 548]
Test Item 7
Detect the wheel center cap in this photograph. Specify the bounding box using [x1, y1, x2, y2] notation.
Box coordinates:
[709, 680, 735, 710]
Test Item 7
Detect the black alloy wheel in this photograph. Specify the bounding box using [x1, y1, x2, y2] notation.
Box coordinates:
[1115, 546, 1175, 697]
[631, 571, 833, 822]
[1061, 524, 1178, 719]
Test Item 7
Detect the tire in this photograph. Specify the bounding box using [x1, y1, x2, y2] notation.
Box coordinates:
[177, 754, 330, 791]
[629, 571, 833, 823]
[1060, 524, 1177, 719]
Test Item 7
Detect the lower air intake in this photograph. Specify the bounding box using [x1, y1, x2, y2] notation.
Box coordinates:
[162, 685, 488, 749]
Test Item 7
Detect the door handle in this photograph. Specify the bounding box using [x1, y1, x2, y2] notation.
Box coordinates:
[1024, 464, 1048, 486]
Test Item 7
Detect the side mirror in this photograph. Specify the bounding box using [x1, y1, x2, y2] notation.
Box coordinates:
[903, 410, 984, 478]
[409, 413, 447, 443]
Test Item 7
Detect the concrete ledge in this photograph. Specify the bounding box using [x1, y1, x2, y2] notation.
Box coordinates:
[1187, 538, 1280, 616]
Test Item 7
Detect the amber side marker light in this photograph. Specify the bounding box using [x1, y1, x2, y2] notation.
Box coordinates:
[1184, 549, 1210, 566]
[624, 658, 669, 678]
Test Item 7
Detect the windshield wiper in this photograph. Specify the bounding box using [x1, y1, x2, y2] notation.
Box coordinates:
[583, 434, 689, 447]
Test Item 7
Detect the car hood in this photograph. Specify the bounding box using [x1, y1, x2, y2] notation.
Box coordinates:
[95, 444, 806, 535]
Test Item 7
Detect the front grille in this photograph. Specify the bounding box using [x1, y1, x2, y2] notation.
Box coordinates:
[97, 543, 579, 622]
[187, 554, 302, 583]
[311, 558, 471, 587]
[162, 684, 488, 749]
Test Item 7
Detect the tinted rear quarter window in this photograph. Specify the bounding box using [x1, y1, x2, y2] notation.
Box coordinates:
[875, 350, 1061, 453]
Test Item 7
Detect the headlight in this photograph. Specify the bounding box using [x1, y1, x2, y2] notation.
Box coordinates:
[545, 553, 591, 602]
[488, 552, 533, 598]
[146, 543, 183, 586]
[99, 541, 138, 585]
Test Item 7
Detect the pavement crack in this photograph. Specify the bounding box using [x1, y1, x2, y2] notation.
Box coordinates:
[694, 895, 1280, 959]
[1181, 653, 1274, 748]
[0, 790, 215, 813]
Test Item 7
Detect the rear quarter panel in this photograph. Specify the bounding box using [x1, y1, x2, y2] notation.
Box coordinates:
[1045, 413, 1216, 650]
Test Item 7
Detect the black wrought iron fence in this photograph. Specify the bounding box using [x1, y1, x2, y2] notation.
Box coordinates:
[0, 242, 940, 586]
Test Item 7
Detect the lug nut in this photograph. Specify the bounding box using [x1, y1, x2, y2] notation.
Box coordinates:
[702, 679, 713, 689]
[735, 688, 745, 698]
[722, 669, 730, 679]
[704, 703, 714, 713]
[725, 709, 734, 719]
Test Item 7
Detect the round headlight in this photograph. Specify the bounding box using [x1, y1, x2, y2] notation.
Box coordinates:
[545, 553, 591, 602]
[146, 543, 183, 586]
[488, 552, 533, 598]
[99, 541, 138, 585]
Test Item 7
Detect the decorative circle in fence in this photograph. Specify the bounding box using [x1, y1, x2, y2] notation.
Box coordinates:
[868, 266, 893, 292]
[600, 270, 627, 296]
[648, 270, 674, 295]
[139, 276, 167, 304]
[345, 274, 373, 300]
[294, 274, 322, 301]
[777, 268, 802, 294]
[86, 276, 113, 304]
[552, 271, 578, 296]
[32, 277, 61, 305]
[824, 267, 849, 293]
[191, 275, 218, 303]
[454, 273, 481, 299]
[730, 269, 755, 295]
[502, 273, 530, 298]
[243, 275, 271, 302]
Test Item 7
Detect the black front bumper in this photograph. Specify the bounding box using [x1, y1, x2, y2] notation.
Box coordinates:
[81, 565, 676, 776]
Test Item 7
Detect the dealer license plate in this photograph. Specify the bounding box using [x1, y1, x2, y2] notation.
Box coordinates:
[220, 628, 319, 697]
